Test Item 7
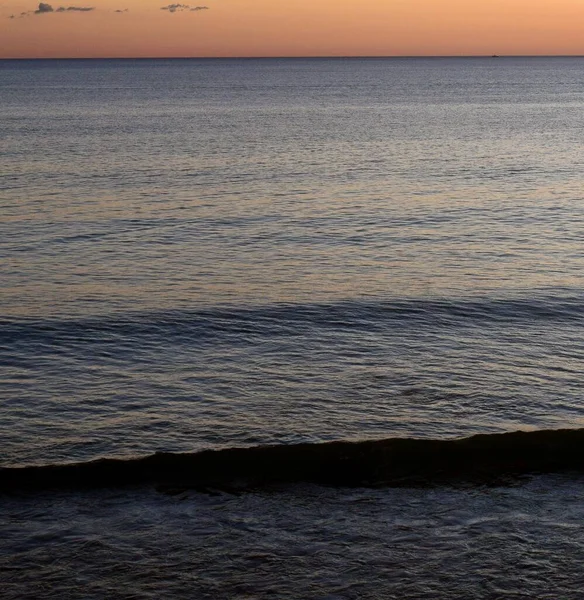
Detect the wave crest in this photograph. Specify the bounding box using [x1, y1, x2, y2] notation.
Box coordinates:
[3, 428, 584, 492]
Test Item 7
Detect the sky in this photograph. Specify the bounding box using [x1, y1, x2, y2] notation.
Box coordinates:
[1, 0, 584, 58]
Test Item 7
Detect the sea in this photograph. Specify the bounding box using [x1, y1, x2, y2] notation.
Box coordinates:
[1, 56, 584, 598]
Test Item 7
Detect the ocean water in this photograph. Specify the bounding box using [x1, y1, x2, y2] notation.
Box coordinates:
[2, 57, 584, 597]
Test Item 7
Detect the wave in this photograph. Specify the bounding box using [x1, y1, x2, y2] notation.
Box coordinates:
[3, 428, 584, 493]
[2, 294, 583, 346]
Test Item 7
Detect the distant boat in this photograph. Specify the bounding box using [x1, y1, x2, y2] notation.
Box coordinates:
[492, 54, 500, 58]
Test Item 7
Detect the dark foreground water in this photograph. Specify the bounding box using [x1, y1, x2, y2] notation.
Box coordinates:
[2, 56, 584, 596]
[3, 477, 584, 599]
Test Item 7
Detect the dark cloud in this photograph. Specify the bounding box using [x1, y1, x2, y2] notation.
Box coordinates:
[162, 4, 189, 12]
[34, 2, 53, 13]
[161, 4, 208, 12]
[114, 8, 129, 12]
[15, 2, 94, 16]
[56, 5, 95, 11]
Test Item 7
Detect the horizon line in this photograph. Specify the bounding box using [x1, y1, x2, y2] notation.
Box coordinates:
[2, 54, 584, 61]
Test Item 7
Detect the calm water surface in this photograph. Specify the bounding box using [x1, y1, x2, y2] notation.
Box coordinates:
[1, 57, 584, 596]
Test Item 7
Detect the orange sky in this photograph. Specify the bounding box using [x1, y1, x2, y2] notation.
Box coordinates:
[1, 0, 584, 58]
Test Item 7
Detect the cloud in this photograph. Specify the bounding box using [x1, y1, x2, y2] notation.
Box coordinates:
[162, 3, 188, 11]
[55, 5, 95, 11]
[114, 8, 128, 12]
[161, 4, 208, 12]
[34, 2, 53, 12]
[16, 2, 95, 15]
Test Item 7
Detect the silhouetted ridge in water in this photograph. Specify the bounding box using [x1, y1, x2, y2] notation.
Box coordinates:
[3, 428, 584, 493]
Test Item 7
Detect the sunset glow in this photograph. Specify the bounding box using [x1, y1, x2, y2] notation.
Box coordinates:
[2, 0, 584, 58]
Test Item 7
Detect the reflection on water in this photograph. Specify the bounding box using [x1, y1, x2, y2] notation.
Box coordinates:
[2, 56, 584, 598]
[2, 58, 584, 319]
